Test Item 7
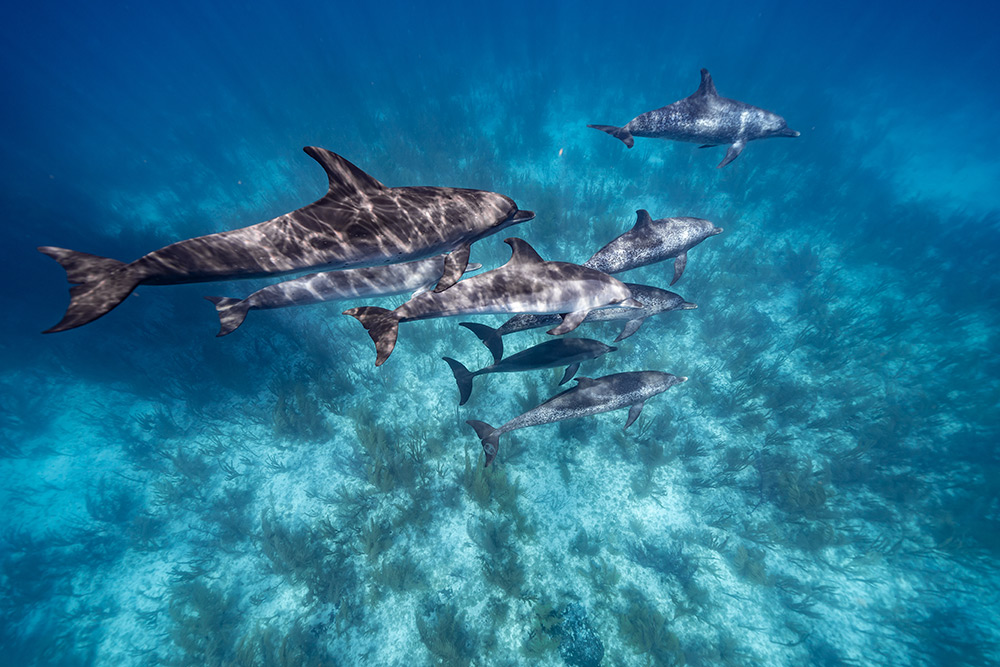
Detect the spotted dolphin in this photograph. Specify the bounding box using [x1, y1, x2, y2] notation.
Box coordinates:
[460, 283, 695, 363]
[467, 371, 687, 466]
[443, 337, 617, 405]
[588, 69, 799, 167]
[204, 255, 482, 337]
[38, 147, 533, 333]
[344, 238, 640, 366]
[585, 210, 723, 285]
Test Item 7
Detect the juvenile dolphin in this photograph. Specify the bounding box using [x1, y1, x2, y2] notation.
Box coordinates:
[460, 284, 695, 363]
[588, 69, 799, 167]
[443, 338, 617, 405]
[344, 238, 640, 366]
[467, 371, 687, 466]
[205, 255, 482, 337]
[39, 147, 533, 333]
[585, 210, 723, 285]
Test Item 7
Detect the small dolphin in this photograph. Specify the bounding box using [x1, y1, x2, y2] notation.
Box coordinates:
[344, 238, 639, 366]
[443, 338, 617, 406]
[39, 147, 533, 333]
[460, 283, 695, 363]
[585, 210, 723, 285]
[588, 69, 799, 167]
[205, 255, 482, 337]
[467, 371, 687, 466]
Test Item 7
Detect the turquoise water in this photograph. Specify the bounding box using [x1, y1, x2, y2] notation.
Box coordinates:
[2, 1, 999, 665]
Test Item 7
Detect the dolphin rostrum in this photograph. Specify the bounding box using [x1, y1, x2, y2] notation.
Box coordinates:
[584, 210, 723, 285]
[443, 337, 617, 405]
[467, 371, 687, 466]
[588, 69, 799, 167]
[39, 147, 533, 333]
[205, 254, 482, 337]
[344, 238, 640, 366]
[460, 283, 695, 363]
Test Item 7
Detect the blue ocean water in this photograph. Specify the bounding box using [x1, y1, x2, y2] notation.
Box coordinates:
[2, 0, 999, 664]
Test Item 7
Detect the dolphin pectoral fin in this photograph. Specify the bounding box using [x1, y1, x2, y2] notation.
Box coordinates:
[625, 401, 645, 429]
[698, 144, 718, 149]
[559, 363, 580, 385]
[615, 318, 645, 342]
[718, 140, 746, 168]
[459, 322, 504, 364]
[435, 244, 471, 292]
[671, 252, 688, 286]
[587, 124, 635, 148]
[547, 310, 588, 335]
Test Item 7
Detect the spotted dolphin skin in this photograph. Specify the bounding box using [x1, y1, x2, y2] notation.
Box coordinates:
[585, 210, 723, 285]
[38, 147, 533, 333]
[467, 371, 687, 466]
[588, 69, 799, 167]
[204, 255, 482, 337]
[443, 337, 617, 405]
[344, 238, 640, 366]
[460, 283, 696, 363]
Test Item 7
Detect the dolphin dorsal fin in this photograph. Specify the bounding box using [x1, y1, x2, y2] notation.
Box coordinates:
[504, 238, 545, 265]
[696, 69, 718, 97]
[303, 147, 385, 199]
[632, 210, 654, 231]
[574, 377, 598, 389]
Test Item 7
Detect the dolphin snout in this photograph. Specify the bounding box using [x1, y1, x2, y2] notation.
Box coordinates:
[511, 209, 535, 223]
[682, 302, 698, 310]
[711, 227, 724, 236]
[778, 128, 800, 138]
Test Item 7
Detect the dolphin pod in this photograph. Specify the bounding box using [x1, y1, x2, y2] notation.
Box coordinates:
[38, 147, 532, 333]
[588, 68, 798, 167]
[468, 372, 687, 466]
[443, 337, 617, 406]
[344, 238, 640, 366]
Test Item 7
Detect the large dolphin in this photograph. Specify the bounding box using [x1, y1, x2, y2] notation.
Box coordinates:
[460, 283, 695, 363]
[588, 69, 799, 167]
[443, 337, 617, 405]
[204, 254, 482, 337]
[467, 371, 687, 466]
[344, 238, 640, 366]
[584, 210, 723, 285]
[38, 147, 533, 333]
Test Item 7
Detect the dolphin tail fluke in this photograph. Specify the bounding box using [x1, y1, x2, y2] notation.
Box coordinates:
[443, 357, 476, 406]
[466, 420, 501, 467]
[204, 296, 250, 337]
[344, 306, 399, 366]
[587, 124, 634, 148]
[38, 246, 138, 333]
[458, 322, 504, 364]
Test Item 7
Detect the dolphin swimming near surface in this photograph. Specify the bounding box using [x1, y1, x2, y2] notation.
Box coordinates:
[588, 69, 799, 167]
[584, 210, 723, 285]
[38, 147, 533, 333]
[205, 255, 483, 337]
[467, 371, 687, 466]
[443, 337, 617, 405]
[344, 238, 640, 366]
[460, 283, 695, 363]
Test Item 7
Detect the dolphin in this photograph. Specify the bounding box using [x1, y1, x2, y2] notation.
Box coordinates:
[443, 337, 617, 405]
[588, 69, 799, 167]
[38, 147, 533, 333]
[344, 238, 640, 366]
[467, 371, 687, 466]
[204, 255, 482, 337]
[460, 283, 695, 363]
[584, 210, 723, 285]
